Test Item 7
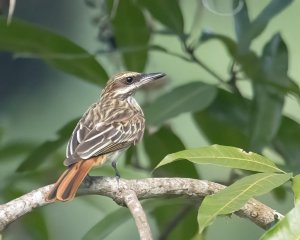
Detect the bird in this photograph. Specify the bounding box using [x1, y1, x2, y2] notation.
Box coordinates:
[46, 71, 166, 202]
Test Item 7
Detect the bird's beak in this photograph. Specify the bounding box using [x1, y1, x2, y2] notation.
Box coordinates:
[137, 72, 166, 88]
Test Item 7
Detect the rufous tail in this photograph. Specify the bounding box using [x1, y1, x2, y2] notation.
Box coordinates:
[46, 158, 97, 202]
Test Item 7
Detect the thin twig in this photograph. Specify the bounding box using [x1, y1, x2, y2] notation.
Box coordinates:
[182, 41, 227, 85]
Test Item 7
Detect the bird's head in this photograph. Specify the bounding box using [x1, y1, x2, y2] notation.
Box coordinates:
[102, 71, 166, 99]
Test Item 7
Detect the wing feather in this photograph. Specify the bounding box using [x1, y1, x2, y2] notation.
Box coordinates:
[65, 106, 145, 166]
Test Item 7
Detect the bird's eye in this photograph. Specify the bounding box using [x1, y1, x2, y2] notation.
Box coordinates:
[126, 77, 134, 84]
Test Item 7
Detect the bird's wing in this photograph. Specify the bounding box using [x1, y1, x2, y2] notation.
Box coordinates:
[65, 114, 144, 166]
[66, 103, 97, 160]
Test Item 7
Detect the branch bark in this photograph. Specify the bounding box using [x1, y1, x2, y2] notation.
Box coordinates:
[0, 177, 283, 235]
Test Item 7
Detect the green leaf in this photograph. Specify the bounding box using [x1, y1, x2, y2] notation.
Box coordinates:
[155, 145, 285, 173]
[260, 204, 300, 240]
[152, 203, 198, 240]
[200, 32, 300, 97]
[144, 82, 217, 126]
[233, 0, 250, 46]
[292, 175, 300, 205]
[139, 0, 184, 36]
[0, 17, 108, 85]
[83, 207, 130, 240]
[200, 32, 238, 57]
[273, 110, 300, 171]
[22, 209, 49, 239]
[108, 0, 150, 71]
[0, 142, 34, 160]
[83, 199, 182, 240]
[0, 127, 3, 143]
[249, 34, 288, 152]
[237, 0, 293, 52]
[193, 89, 250, 149]
[198, 172, 292, 234]
[144, 126, 199, 178]
[16, 118, 79, 172]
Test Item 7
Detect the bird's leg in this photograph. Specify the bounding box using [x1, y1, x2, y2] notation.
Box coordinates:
[111, 161, 121, 188]
[112, 161, 121, 179]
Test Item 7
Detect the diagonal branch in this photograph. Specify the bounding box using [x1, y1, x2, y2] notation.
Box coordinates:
[122, 189, 153, 240]
[0, 177, 283, 235]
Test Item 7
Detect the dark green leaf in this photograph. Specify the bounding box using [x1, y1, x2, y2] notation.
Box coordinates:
[292, 175, 300, 205]
[83, 207, 130, 240]
[249, 34, 288, 152]
[272, 186, 287, 202]
[16, 118, 79, 172]
[0, 142, 34, 160]
[22, 209, 49, 239]
[194, 89, 250, 149]
[139, 0, 184, 36]
[273, 117, 300, 170]
[108, 0, 150, 71]
[152, 203, 198, 240]
[144, 126, 199, 178]
[260, 204, 300, 240]
[198, 172, 292, 234]
[237, 0, 293, 52]
[144, 82, 217, 126]
[156, 145, 285, 173]
[0, 17, 108, 85]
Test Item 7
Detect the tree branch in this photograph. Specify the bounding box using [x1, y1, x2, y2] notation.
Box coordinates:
[122, 189, 153, 240]
[0, 177, 283, 235]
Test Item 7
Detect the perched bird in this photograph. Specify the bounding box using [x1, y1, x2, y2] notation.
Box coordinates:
[46, 71, 166, 202]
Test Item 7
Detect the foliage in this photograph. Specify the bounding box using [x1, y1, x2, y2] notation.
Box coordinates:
[1, 0, 300, 239]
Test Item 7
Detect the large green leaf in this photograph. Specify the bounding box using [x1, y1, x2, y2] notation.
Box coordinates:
[144, 126, 198, 178]
[144, 82, 217, 126]
[108, 0, 150, 71]
[236, 0, 293, 52]
[292, 175, 300, 205]
[0, 142, 34, 161]
[198, 172, 292, 234]
[260, 204, 300, 240]
[16, 118, 79, 172]
[155, 145, 285, 173]
[139, 0, 184, 36]
[0, 17, 107, 85]
[249, 34, 288, 152]
[193, 89, 250, 149]
[194, 89, 300, 170]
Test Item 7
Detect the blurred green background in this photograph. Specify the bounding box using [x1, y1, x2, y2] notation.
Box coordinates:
[0, 0, 299, 239]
